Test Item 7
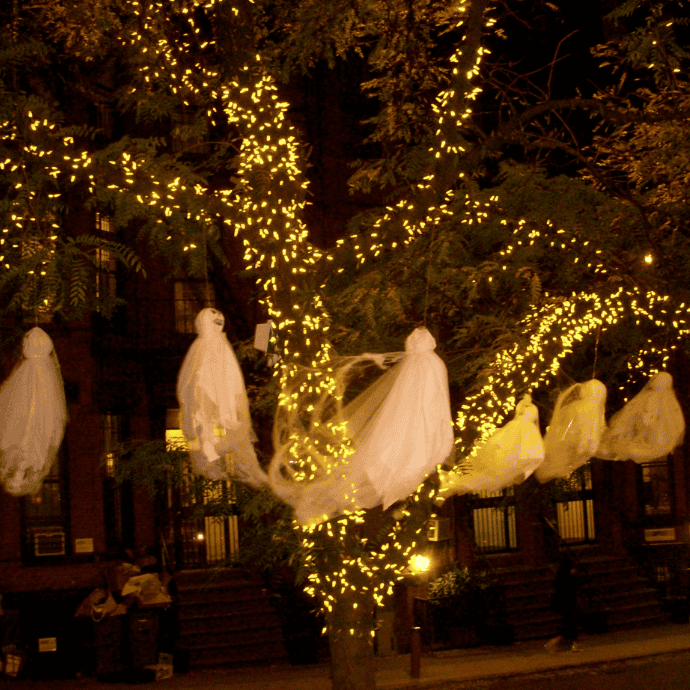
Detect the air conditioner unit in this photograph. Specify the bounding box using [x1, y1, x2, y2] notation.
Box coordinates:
[427, 517, 451, 542]
[33, 531, 66, 557]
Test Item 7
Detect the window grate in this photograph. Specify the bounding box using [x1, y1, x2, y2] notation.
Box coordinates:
[472, 488, 518, 553]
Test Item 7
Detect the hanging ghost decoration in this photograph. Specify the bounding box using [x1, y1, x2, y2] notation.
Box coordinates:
[534, 379, 607, 483]
[0, 328, 67, 496]
[274, 327, 454, 524]
[350, 327, 454, 507]
[438, 394, 544, 497]
[176, 308, 266, 487]
[595, 372, 685, 463]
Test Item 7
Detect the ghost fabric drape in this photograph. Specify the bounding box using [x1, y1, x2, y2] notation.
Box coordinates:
[0, 328, 67, 496]
[535, 379, 607, 483]
[596, 372, 685, 463]
[279, 327, 454, 524]
[176, 308, 266, 487]
[438, 394, 544, 496]
[352, 327, 454, 508]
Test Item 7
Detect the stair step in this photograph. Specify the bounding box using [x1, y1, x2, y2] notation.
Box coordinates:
[175, 567, 248, 584]
[595, 587, 659, 604]
[492, 555, 665, 642]
[189, 642, 288, 668]
[178, 600, 275, 619]
[170, 569, 287, 668]
[179, 601, 276, 621]
[179, 615, 283, 636]
[182, 624, 285, 647]
[177, 583, 265, 601]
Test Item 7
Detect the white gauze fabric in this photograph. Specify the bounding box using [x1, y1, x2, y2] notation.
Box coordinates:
[271, 327, 454, 524]
[350, 327, 454, 509]
[0, 328, 67, 496]
[176, 308, 266, 487]
[595, 372, 685, 463]
[535, 379, 607, 483]
[438, 394, 545, 496]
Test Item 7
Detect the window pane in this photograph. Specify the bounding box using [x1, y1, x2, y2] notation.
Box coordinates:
[174, 281, 215, 334]
[642, 461, 673, 515]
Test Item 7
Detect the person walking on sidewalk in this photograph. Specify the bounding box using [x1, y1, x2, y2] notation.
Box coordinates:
[545, 556, 582, 653]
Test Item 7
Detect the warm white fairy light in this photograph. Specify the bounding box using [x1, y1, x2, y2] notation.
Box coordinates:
[11, 0, 681, 640]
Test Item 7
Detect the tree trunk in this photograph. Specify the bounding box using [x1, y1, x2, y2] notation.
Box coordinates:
[328, 592, 377, 690]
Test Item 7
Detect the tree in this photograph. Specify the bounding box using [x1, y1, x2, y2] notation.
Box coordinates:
[4, 2, 690, 690]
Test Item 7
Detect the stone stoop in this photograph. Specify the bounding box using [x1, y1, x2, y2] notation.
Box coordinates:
[175, 569, 288, 669]
[496, 552, 665, 641]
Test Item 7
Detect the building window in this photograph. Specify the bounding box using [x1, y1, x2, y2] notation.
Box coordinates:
[94, 213, 118, 306]
[472, 488, 517, 553]
[556, 464, 596, 544]
[165, 409, 238, 569]
[22, 449, 69, 560]
[174, 280, 214, 334]
[642, 458, 674, 516]
[102, 413, 120, 478]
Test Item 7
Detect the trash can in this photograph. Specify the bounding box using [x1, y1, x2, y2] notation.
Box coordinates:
[94, 615, 127, 681]
[128, 609, 159, 668]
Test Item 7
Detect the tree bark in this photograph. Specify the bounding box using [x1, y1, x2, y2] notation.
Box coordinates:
[328, 592, 377, 690]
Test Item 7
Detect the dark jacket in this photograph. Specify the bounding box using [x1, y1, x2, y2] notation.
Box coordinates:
[551, 560, 581, 616]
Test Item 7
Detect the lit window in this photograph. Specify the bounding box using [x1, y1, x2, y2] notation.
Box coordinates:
[642, 459, 673, 516]
[472, 487, 517, 553]
[94, 214, 118, 306]
[102, 413, 121, 478]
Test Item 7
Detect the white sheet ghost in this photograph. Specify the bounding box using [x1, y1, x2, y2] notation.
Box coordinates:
[596, 372, 685, 463]
[345, 327, 454, 508]
[438, 393, 545, 496]
[176, 308, 266, 487]
[0, 328, 67, 496]
[282, 327, 454, 524]
[535, 379, 607, 483]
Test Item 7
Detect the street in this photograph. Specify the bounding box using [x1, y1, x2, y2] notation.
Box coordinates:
[423, 650, 690, 690]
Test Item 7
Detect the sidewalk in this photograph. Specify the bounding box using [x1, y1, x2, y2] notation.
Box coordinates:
[9, 622, 690, 690]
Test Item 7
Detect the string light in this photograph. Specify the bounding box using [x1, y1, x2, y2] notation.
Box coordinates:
[9, 0, 680, 641]
[438, 285, 690, 498]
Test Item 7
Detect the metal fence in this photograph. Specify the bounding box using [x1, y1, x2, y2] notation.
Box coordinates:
[556, 465, 596, 544]
[164, 424, 240, 570]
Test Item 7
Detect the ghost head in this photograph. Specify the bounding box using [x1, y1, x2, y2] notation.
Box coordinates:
[581, 378, 607, 405]
[195, 308, 225, 337]
[515, 394, 539, 425]
[647, 371, 672, 391]
[405, 327, 436, 353]
[23, 327, 54, 359]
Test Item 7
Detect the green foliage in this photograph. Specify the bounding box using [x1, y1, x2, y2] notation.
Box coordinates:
[428, 565, 474, 604]
[111, 439, 190, 500]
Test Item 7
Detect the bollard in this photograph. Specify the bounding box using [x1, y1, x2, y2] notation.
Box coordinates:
[409, 626, 421, 678]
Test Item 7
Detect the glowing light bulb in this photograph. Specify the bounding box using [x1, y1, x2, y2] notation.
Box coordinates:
[409, 555, 430, 573]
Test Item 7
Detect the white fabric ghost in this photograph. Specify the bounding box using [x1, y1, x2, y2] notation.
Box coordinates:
[346, 327, 454, 508]
[438, 394, 544, 496]
[0, 328, 67, 496]
[535, 379, 607, 483]
[595, 372, 685, 463]
[283, 327, 454, 524]
[176, 308, 266, 487]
